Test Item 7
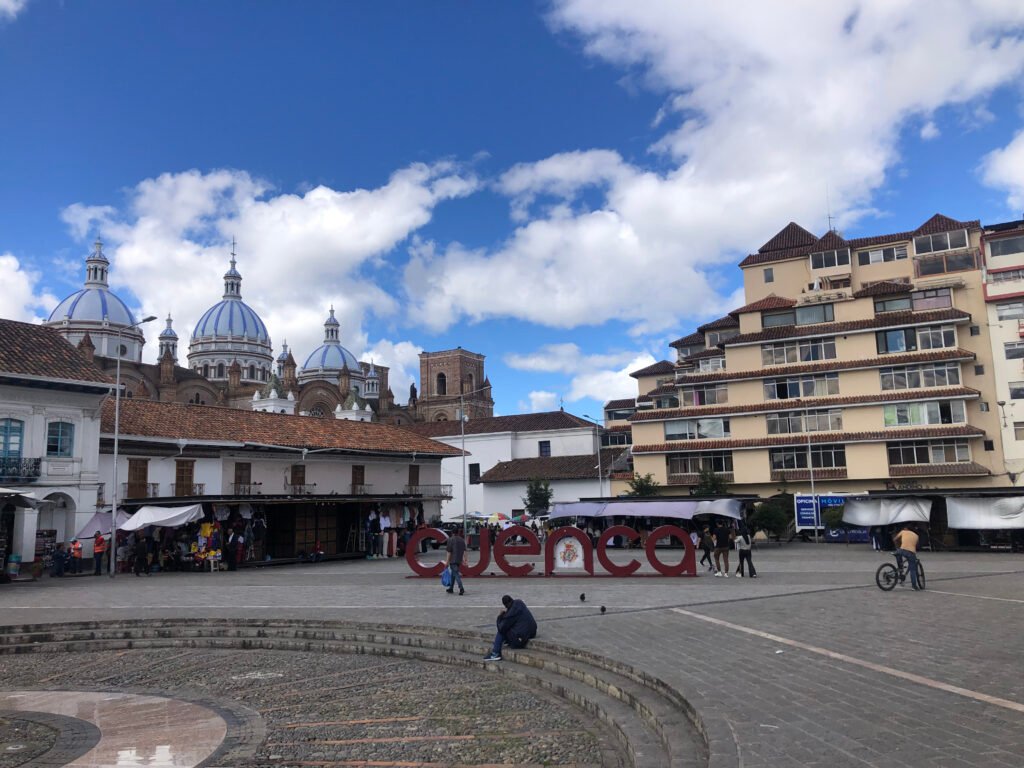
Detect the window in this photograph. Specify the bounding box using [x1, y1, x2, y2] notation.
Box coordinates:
[202, 364, 210, 378]
[887, 440, 969, 465]
[665, 418, 730, 441]
[875, 296, 912, 313]
[668, 452, 733, 476]
[996, 301, 1024, 321]
[763, 304, 834, 328]
[352, 465, 365, 486]
[766, 409, 842, 434]
[763, 373, 840, 400]
[990, 235, 1024, 258]
[990, 268, 1024, 283]
[769, 445, 846, 470]
[216, 363, 225, 378]
[980, 402, 990, 412]
[810, 248, 850, 269]
[918, 326, 956, 350]
[914, 230, 968, 254]
[680, 384, 728, 406]
[603, 432, 630, 446]
[917, 250, 977, 276]
[606, 408, 635, 420]
[879, 363, 961, 390]
[233, 462, 251, 489]
[174, 460, 195, 496]
[857, 245, 908, 265]
[1015, 422, 1024, 440]
[876, 328, 915, 354]
[883, 400, 966, 427]
[698, 357, 725, 372]
[1011, 381, 1024, 399]
[468, 463, 481, 484]
[655, 396, 679, 409]
[248, 364, 256, 380]
[764, 267, 774, 283]
[970, 325, 980, 336]
[761, 337, 837, 365]
[706, 329, 738, 345]
[538, 440, 551, 457]
[46, 421, 74, 457]
[0, 418, 24, 458]
[1006, 342, 1024, 360]
[436, 373, 447, 396]
[912, 288, 952, 310]
[984, 440, 995, 451]
[291, 464, 306, 486]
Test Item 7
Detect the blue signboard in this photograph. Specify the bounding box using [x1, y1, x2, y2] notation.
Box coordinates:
[794, 494, 858, 531]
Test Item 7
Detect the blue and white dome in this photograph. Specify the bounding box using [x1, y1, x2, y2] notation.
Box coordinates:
[190, 257, 270, 344]
[298, 307, 360, 383]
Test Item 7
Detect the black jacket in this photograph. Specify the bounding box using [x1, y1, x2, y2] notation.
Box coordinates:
[496, 599, 537, 646]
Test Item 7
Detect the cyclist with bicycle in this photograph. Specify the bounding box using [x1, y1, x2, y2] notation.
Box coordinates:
[892, 524, 921, 590]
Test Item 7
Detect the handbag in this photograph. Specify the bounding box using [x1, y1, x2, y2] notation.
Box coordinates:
[440, 566, 452, 588]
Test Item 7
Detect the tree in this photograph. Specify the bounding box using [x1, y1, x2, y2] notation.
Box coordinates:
[626, 472, 660, 496]
[821, 505, 850, 544]
[750, 496, 792, 540]
[522, 478, 554, 516]
[693, 467, 728, 496]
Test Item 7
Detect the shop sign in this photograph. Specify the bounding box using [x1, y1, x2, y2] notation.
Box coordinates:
[405, 524, 697, 577]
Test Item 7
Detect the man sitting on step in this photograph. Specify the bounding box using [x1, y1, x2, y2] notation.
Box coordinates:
[484, 594, 537, 662]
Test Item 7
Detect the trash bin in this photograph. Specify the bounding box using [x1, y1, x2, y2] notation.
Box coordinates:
[5, 553, 22, 578]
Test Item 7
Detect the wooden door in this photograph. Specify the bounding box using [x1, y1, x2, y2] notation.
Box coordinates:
[127, 459, 149, 498]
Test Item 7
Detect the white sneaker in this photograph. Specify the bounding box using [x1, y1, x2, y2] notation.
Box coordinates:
[724, 573, 729, 578]
[737, 573, 744, 578]
[714, 571, 722, 577]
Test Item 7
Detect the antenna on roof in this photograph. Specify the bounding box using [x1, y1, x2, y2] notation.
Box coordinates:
[826, 183, 835, 233]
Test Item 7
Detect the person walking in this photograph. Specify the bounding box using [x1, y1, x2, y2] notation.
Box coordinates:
[698, 525, 714, 572]
[712, 520, 733, 577]
[444, 528, 466, 595]
[51, 543, 67, 577]
[70, 539, 82, 574]
[735, 523, 757, 578]
[132, 533, 151, 577]
[484, 594, 537, 661]
[92, 531, 107, 575]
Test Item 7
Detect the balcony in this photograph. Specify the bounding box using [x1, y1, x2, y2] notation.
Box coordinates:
[914, 249, 979, 278]
[350, 483, 373, 495]
[231, 482, 263, 495]
[403, 484, 453, 499]
[170, 483, 206, 497]
[0, 457, 41, 484]
[770, 468, 848, 482]
[667, 472, 734, 486]
[122, 482, 160, 499]
[288, 483, 317, 494]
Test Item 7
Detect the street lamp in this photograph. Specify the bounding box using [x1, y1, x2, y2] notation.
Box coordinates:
[582, 414, 606, 498]
[457, 384, 491, 538]
[109, 315, 157, 577]
[804, 405, 819, 544]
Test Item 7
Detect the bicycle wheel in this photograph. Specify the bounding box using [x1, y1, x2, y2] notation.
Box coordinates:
[875, 563, 899, 591]
[916, 562, 925, 590]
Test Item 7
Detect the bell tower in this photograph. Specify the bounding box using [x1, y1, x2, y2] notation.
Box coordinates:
[417, 348, 493, 422]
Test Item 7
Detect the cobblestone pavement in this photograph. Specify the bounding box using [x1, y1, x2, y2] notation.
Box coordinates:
[1, 544, 1022, 767]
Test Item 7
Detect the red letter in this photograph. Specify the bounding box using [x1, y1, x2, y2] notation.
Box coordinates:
[405, 528, 447, 577]
[645, 524, 697, 576]
[493, 525, 540, 577]
[544, 527, 594, 576]
[459, 530, 491, 577]
[596, 525, 642, 576]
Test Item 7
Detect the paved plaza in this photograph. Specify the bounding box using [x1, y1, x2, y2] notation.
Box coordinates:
[0, 543, 1022, 767]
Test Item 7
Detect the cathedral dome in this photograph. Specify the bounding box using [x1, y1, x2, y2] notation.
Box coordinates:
[191, 298, 270, 344]
[48, 238, 137, 327]
[299, 307, 360, 381]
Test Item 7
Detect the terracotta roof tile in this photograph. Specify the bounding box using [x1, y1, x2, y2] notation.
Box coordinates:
[629, 386, 980, 422]
[673, 348, 975, 385]
[101, 398, 462, 456]
[669, 332, 706, 349]
[811, 230, 848, 250]
[480, 448, 628, 483]
[604, 398, 637, 410]
[642, 384, 678, 397]
[889, 462, 990, 477]
[682, 348, 726, 362]
[404, 410, 593, 438]
[698, 315, 740, 332]
[607, 423, 632, 433]
[0, 319, 112, 386]
[731, 295, 797, 314]
[632, 425, 985, 454]
[739, 245, 814, 268]
[759, 222, 817, 253]
[846, 231, 914, 249]
[721, 308, 970, 347]
[984, 218, 1024, 234]
[628, 360, 674, 378]
[852, 280, 912, 298]
[913, 214, 980, 236]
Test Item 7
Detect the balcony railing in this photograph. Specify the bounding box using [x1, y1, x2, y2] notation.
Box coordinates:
[403, 484, 453, 499]
[231, 482, 263, 495]
[122, 482, 160, 499]
[96, 483, 105, 506]
[667, 472, 734, 486]
[288, 483, 317, 494]
[0, 457, 41, 483]
[770, 468, 848, 482]
[914, 249, 979, 278]
[171, 483, 205, 497]
[351, 483, 373, 495]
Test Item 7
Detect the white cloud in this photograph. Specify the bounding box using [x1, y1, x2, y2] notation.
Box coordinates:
[920, 121, 940, 140]
[0, 0, 27, 21]
[505, 342, 644, 374]
[405, 1, 1024, 335]
[519, 390, 559, 413]
[61, 164, 478, 366]
[505, 343, 656, 405]
[0, 253, 59, 323]
[567, 353, 657, 403]
[981, 128, 1024, 211]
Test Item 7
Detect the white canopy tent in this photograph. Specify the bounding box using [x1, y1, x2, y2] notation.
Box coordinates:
[0, 487, 37, 508]
[75, 509, 132, 539]
[946, 497, 1024, 529]
[550, 498, 744, 521]
[120, 504, 204, 532]
[841, 498, 932, 527]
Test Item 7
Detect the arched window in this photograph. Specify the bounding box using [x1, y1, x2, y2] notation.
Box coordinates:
[435, 414, 448, 421]
[46, 421, 74, 457]
[217, 363, 225, 378]
[248, 364, 256, 380]
[202, 364, 210, 378]
[436, 372, 447, 396]
[0, 418, 24, 458]
[309, 405, 326, 418]
[466, 373, 475, 393]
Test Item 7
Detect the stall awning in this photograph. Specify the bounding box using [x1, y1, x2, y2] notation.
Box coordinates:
[842, 498, 931, 527]
[76, 509, 132, 539]
[0, 487, 37, 508]
[550, 498, 743, 521]
[120, 504, 204, 532]
[947, 497, 1024, 529]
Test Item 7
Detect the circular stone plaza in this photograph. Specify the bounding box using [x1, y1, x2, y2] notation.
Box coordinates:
[0, 545, 1021, 768]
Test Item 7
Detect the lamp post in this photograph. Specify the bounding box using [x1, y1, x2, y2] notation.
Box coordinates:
[456, 384, 492, 537]
[582, 414, 606, 498]
[804, 405, 819, 544]
[109, 315, 157, 577]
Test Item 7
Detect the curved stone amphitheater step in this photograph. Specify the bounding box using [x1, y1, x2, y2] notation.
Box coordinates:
[0, 619, 732, 768]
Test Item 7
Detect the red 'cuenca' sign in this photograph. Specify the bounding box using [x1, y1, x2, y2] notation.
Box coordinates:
[405, 524, 697, 577]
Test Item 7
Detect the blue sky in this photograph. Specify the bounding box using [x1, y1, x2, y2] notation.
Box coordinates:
[3, 1, 1024, 420]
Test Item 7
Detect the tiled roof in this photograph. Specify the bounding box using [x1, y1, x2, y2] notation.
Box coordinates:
[642, 384, 678, 397]
[731, 295, 797, 314]
[629, 386, 980, 422]
[759, 222, 817, 253]
[811, 230, 848, 250]
[698, 315, 740, 332]
[404, 410, 593, 438]
[913, 214, 980, 236]
[721, 308, 970, 347]
[673, 348, 975, 385]
[889, 462, 990, 477]
[984, 218, 1024, 233]
[632, 425, 985, 454]
[852, 280, 912, 298]
[669, 332, 706, 349]
[0, 319, 112, 386]
[604, 398, 637, 410]
[480, 449, 628, 483]
[846, 231, 914, 249]
[628, 360, 674, 378]
[682, 348, 725, 362]
[607, 423, 632, 433]
[101, 399, 462, 456]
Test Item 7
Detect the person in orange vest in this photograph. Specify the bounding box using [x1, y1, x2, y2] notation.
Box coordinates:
[92, 531, 107, 576]
[70, 539, 83, 575]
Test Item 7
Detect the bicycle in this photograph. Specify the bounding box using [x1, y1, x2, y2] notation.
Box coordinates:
[875, 551, 925, 591]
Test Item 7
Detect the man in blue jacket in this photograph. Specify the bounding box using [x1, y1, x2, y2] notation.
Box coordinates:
[484, 594, 537, 661]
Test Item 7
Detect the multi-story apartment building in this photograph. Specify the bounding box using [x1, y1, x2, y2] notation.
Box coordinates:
[627, 213, 1007, 497]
